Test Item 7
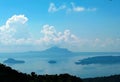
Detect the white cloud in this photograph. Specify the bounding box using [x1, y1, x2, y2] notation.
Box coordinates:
[39, 24, 80, 45]
[0, 15, 120, 52]
[73, 7, 85, 12]
[71, 2, 85, 12]
[48, 3, 66, 13]
[0, 15, 80, 52]
[6, 15, 28, 28]
[48, 2, 97, 13]
[41, 24, 56, 35]
[0, 15, 80, 51]
[48, 3, 57, 12]
[0, 14, 29, 45]
[71, 2, 97, 12]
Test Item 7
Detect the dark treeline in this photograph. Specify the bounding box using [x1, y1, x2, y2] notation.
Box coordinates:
[0, 63, 82, 82]
[1, 63, 120, 82]
[83, 75, 120, 82]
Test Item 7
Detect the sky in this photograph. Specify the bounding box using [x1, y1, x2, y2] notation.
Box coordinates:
[0, 0, 120, 52]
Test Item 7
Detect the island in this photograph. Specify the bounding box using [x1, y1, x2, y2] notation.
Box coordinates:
[0, 63, 120, 82]
[3, 58, 25, 64]
[48, 60, 57, 64]
[75, 56, 120, 65]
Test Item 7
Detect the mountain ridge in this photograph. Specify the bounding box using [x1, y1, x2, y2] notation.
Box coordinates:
[28, 46, 72, 54]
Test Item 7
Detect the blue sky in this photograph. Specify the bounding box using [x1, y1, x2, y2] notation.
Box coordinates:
[0, 0, 120, 52]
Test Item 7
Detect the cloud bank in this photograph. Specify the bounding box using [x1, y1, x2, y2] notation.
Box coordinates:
[0, 15, 119, 52]
[0, 15, 80, 52]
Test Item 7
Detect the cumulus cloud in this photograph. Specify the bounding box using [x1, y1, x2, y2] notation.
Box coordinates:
[6, 15, 28, 27]
[0, 15, 80, 52]
[48, 3, 66, 13]
[38, 24, 80, 47]
[0, 15, 120, 52]
[0, 14, 29, 45]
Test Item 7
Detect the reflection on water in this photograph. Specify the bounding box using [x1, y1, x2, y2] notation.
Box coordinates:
[0, 52, 120, 78]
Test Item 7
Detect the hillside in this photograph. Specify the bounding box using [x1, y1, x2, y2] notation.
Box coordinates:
[0, 63, 82, 82]
[1, 63, 120, 82]
[83, 75, 120, 82]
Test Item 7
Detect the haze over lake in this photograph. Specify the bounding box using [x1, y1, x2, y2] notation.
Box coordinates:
[0, 47, 120, 78]
[0, 0, 120, 79]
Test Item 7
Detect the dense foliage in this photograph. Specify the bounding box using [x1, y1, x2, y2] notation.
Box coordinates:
[0, 63, 82, 82]
[1, 63, 120, 82]
[83, 75, 120, 82]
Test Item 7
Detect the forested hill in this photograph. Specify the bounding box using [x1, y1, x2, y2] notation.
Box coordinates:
[1, 63, 120, 82]
[0, 63, 82, 82]
[83, 75, 120, 82]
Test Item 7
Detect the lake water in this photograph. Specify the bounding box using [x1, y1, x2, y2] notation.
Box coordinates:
[0, 52, 120, 78]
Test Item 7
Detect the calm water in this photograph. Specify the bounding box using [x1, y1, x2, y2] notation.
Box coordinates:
[0, 52, 120, 78]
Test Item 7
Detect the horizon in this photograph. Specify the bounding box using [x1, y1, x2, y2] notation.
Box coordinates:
[0, 46, 120, 53]
[0, 0, 120, 52]
[1, 0, 120, 80]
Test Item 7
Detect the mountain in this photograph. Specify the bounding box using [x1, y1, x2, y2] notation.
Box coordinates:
[42, 46, 72, 53]
[28, 46, 72, 56]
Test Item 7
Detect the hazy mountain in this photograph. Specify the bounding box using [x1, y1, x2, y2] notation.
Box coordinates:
[42, 46, 71, 53]
[28, 46, 72, 56]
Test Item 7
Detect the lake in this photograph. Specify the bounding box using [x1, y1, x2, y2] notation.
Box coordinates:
[0, 52, 120, 78]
